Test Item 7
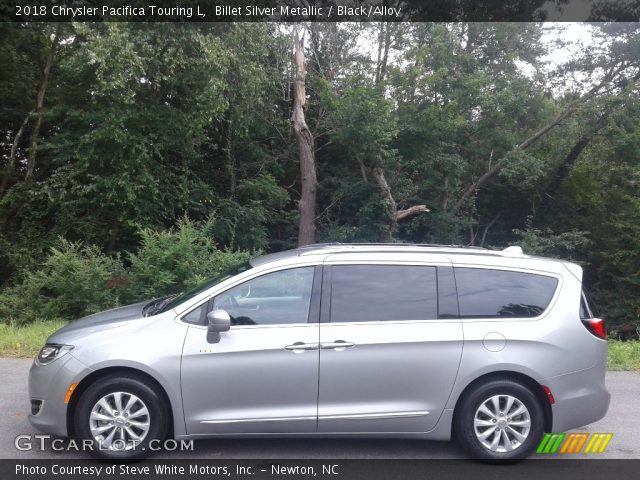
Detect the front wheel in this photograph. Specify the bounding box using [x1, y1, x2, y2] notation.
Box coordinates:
[454, 379, 545, 462]
[74, 374, 169, 459]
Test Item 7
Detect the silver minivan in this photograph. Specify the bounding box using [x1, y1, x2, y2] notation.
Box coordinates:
[28, 243, 610, 460]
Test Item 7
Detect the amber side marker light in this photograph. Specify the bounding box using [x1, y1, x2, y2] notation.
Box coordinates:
[63, 383, 78, 404]
[542, 385, 555, 404]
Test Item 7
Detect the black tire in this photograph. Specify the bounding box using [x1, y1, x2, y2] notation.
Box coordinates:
[74, 374, 169, 460]
[453, 379, 545, 462]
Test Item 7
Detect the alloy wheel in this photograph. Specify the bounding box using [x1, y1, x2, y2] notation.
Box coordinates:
[89, 392, 150, 451]
[473, 394, 531, 453]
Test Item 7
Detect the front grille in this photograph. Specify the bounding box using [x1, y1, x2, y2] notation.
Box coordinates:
[31, 399, 43, 416]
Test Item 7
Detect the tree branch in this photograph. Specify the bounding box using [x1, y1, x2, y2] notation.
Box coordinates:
[396, 205, 430, 221]
[453, 65, 632, 213]
[0, 111, 32, 196]
[371, 166, 429, 229]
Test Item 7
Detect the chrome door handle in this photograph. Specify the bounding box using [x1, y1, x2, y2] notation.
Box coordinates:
[285, 342, 319, 352]
[320, 340, 355, 351]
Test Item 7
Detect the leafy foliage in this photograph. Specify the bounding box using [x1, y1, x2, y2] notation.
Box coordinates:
[0, 220, 251, 325]
[2, 23, 640, 327]
[0, 239, 125, 324]
[124, 218, 252, 302]
[513, 225, 592, 261]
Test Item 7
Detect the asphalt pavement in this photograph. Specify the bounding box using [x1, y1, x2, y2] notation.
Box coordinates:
[1, 358, 637, 459]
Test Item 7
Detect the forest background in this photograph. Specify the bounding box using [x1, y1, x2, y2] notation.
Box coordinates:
[1, 23, 639, 349]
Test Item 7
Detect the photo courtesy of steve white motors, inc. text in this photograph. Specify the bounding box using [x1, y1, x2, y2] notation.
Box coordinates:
[15, 463, 339, 477]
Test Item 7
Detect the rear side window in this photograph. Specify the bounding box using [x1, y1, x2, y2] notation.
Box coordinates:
[330, 265, 437, 323]
[455, 268, 558, 319]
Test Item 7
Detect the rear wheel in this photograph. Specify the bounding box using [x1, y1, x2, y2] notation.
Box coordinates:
[74, 374, 168, 459]
[454, 379, 545, 462]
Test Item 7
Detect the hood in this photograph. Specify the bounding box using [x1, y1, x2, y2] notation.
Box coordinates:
[47, 300, 152, 344]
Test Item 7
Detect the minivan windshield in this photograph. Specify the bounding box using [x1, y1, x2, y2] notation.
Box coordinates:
[151, 262, 252, 315]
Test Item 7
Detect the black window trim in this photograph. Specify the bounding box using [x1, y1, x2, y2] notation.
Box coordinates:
[437, 265, 460, 319]
[580, 288, 598, 320]
[180, 300, 211, 326]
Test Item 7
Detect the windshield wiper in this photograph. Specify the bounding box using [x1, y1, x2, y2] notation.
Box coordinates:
[143, 296, 171, 316]
[144, 295, 179, 316]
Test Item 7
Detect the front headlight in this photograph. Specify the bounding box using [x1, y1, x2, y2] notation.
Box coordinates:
[36, 344, 74, 365]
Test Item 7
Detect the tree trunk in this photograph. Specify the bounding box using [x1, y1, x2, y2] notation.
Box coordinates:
[371, 166, 429, 240]
[409, 24, 430, 103]
[24, 33, 57, 183]
[356, 155, 369, 183]
[0, 111, 31, 195]
[480, 213, 500, 248]
[292, 29, 317, 247]
[106, 219, 120, 254]
[375, 23, 384, 85]
[375, 23, 392, 85]
[440, 175, 449, 213]
[224, 115, 236, 195]
[371, 166, 396, 242]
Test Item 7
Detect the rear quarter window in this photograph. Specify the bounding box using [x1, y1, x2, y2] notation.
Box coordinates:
[454, 268, 558, 319]
[580, 289, 598, 319]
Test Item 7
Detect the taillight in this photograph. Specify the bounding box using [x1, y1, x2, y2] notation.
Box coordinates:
[582, 318, 606, 339]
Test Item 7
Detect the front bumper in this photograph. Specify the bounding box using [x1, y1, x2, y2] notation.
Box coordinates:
[544, 362, 610, 432]
[28, 353, 93, 437]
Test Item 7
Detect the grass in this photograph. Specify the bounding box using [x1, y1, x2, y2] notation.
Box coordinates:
[0, 319, 67, 358]
[1, 321, 639, 370]
[607, 339, 640, 371]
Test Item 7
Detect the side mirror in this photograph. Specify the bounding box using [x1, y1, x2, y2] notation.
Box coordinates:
[206, 309, 231, 344]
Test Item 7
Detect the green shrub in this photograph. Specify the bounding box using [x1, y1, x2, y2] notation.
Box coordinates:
[0, 218, 254, 325]
[0, 239, 125, 324]
[123, 217, 252, 302]
[513, 224, 591, 261]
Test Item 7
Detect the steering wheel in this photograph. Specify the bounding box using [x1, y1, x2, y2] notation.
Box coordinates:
[238, 284, 251, 299]
[216, 293, 239, 310]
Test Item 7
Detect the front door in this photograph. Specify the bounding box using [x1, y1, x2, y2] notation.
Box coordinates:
[317, 260, 463, 433]
[181, 265, 321, 435]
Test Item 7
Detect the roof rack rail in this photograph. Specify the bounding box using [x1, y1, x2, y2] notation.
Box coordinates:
[298, 242, 488, 250]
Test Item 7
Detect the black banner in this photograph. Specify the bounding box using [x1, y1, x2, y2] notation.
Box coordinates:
[2, 0, 640, 23]
[1, 459, 639, 480]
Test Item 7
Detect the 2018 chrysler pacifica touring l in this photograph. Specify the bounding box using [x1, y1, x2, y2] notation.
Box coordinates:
[28, 243, 609, 460]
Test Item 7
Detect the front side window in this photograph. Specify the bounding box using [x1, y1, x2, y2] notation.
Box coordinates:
[182, 305, 205, 325]
[455, 268, 558, 319]
[330, 265, 438, 323]
[213, 267, 315, 326]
